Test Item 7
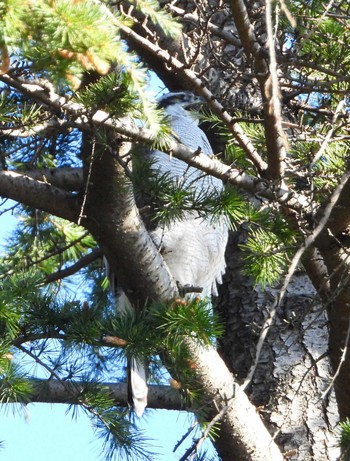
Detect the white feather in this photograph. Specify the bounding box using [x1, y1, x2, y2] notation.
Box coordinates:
[130, 358, 148, 418]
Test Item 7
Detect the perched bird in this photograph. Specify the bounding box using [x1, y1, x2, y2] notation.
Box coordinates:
[109, 91, 228, 417]
[148, 91, 228, 298]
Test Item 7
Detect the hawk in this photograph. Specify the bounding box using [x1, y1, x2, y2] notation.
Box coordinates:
[111, 91, 229, 416]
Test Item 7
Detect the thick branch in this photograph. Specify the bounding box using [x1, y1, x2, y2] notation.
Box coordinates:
[0, 170, 79, 222]
[81, 125, 282, 459]
[0, 74, 308, 211]
[185, 341, 283, 461]
[22, 167, 83, 192]
[81, 133, 178, 304]
[317, 245, 350, 418]
[89, 4, 268, 174]
[224, 0, 263, 59]
[23, 378, 182, 410]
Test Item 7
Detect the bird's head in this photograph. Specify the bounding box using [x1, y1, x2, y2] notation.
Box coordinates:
[157, 91, 204, 121]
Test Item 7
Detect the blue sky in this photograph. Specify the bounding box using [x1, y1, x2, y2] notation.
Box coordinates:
[0, 403, 199, 461]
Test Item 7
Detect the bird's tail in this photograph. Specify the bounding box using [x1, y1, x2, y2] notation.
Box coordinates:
[128, 357, 148, 417]
[104, 257, 148, 417]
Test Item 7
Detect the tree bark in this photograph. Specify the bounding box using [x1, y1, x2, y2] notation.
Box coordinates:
[0, 1, 347, 458]
[0, 170, 79, 222]
[217, 232, 340, 460]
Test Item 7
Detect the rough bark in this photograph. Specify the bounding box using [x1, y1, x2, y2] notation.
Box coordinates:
[1, 0, 349, 458]
[185, 339, 283, 461]
[217, 232, 340, 460]
[80, 133, 177, 304]
[123, 0, 350, 442]
[318, 246, 350, 420]
[21, 167, 83, 192]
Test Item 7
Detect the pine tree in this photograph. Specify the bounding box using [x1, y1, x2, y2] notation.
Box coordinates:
[0, 0, 350, 460]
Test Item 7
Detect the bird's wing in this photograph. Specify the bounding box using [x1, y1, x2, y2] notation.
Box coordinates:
[149, 110, 228, 297]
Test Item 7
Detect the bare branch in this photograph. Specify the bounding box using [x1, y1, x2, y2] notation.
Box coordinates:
[80, 120, 283, 459]
[165, 4, 242, 47]
[225, 0, 264, 59]
[244, 167, 350, 388]
[20, 167, 83, 191]
[91, 1, 268, 174]
[0, 170, 79, 222]
[45, 248, 102, 284]
[264, 0, 287, 178]
[21, 378, 182, 410]
[184, 340, 283, 460]
[226, 0, 287, 179]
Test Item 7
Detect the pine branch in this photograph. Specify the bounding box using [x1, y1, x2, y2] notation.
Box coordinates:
[166, 4, 241, 47]
[0, 73, 306, 210]
[17, 167, 83, 191]
[243, 166, 350, 389]
[45, 247, 102, 284]
[183, 339, 283, 460]
[80, 114, 283, 459]
[82, 134, 178, 304]
[224, 0, 264, 59]
[95, 3, 268, 174]
[20, 378, 182, 410]
[0, 170, 79, 222]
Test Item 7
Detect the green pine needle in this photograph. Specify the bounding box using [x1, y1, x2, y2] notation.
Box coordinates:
[131, 0, 182, 38]
[241, 227, 292, 289]
[0, 362, 33, 408]
[338, 418, 350, 459]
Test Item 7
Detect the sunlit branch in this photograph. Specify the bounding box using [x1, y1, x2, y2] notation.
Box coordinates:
[92, 0, 267, 174]
[0, 170, 79, 222]
[165, 4, 241, 47]
[1, 378, 182, 410]
[0, 74, 307, 210]
[226, 0, 287, 180]
[243, 166, 350, 389]
[17, 167, 83, 192]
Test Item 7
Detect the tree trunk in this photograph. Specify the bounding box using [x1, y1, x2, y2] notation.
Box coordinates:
[217, 232, 340, 460]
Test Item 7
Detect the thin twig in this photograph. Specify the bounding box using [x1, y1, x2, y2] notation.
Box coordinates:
[173, 421, 199, 453]
[309, 99, 346, 170]
[45, 247, 102, 284]
[78, 138, 96, 226]
[16, 343, 115, 431]
[303, 0, 336, 42]
[264, 0, 287, 178]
